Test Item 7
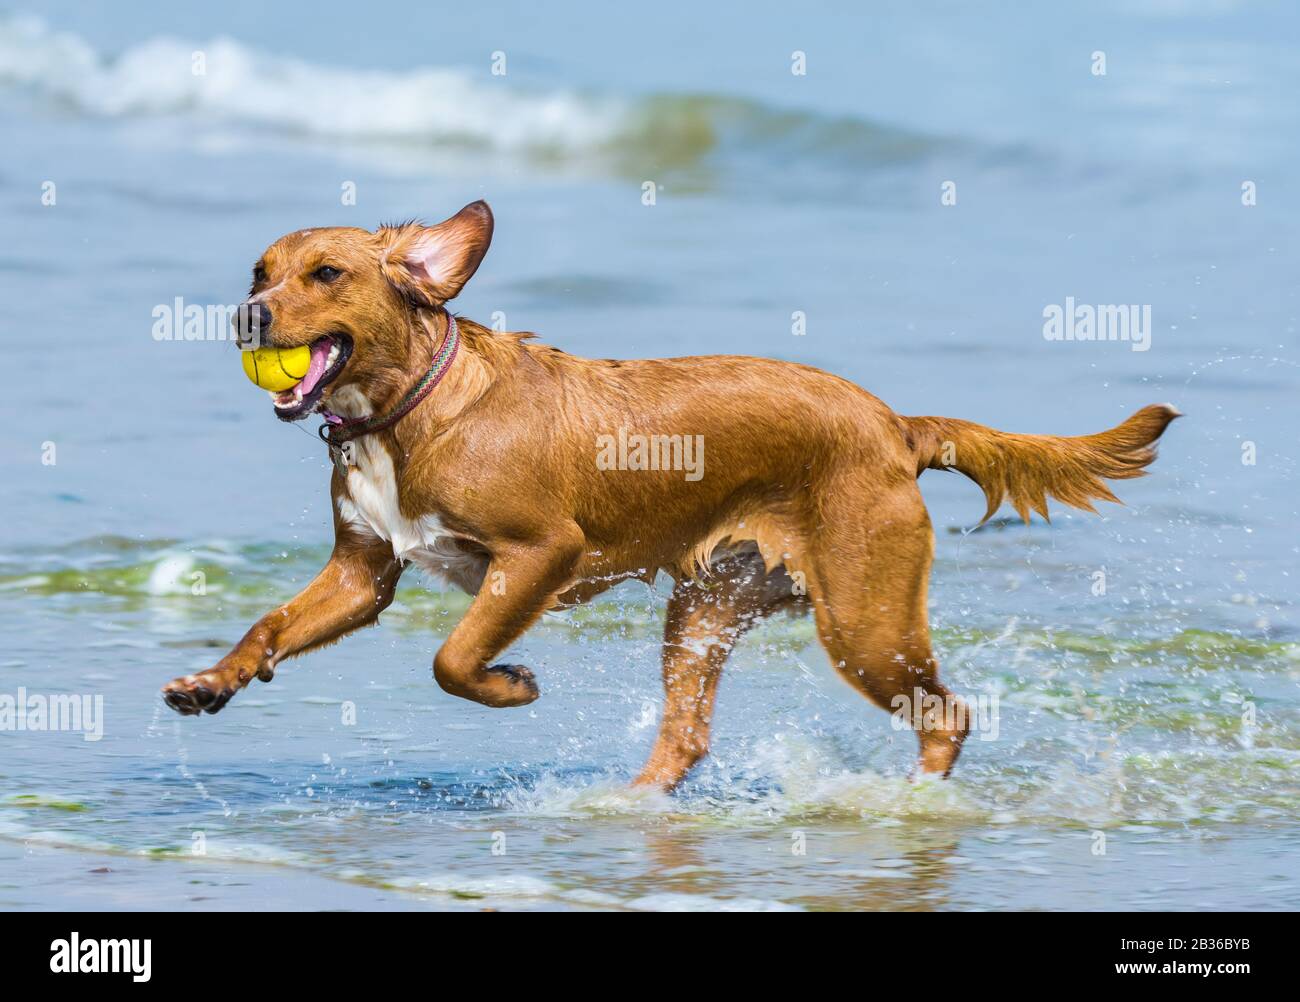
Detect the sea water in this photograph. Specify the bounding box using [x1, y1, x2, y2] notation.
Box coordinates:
[0, 2, 1296, 910]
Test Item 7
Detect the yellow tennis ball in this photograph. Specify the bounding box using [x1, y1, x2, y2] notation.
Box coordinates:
[241, 344, 313, 391]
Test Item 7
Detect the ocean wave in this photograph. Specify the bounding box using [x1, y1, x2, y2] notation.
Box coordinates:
[0, 14, 944, 170]
[0, 15, 618, 149]
[1, 536, 1296, 674]
[1, 733, 1294, 911]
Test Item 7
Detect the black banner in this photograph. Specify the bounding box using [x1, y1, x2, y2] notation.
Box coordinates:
[0, 910, 1280, 987]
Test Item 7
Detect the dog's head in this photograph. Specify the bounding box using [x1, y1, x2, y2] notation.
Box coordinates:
[236, 201, 494, 421]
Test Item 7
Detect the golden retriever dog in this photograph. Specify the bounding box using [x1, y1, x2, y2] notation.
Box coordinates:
[162, 201, 1178, 789]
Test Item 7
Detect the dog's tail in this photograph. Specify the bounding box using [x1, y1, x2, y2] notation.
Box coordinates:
[901, 404, 1180, 524]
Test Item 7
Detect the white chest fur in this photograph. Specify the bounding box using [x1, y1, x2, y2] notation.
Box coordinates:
[329, 388, 487, 591]
[335, 433, 447, 560]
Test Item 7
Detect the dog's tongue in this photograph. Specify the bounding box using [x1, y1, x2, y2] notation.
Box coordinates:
[297, 340, 332, 395]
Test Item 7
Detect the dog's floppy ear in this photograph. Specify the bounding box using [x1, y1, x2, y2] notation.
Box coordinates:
[380, 201, 494, 306]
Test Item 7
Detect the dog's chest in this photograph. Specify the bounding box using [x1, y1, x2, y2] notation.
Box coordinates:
[326, 385, 486, 590]
[334, 436, 435, 553]
[334, 435, 485, 589]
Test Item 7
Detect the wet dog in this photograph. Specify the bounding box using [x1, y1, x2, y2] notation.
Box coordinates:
[162, 201, 1178, 788]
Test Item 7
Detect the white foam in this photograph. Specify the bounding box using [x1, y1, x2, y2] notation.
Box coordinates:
[0, 15, 624, 153]
[394, 872, 558, 899]
[628, 892, 801, 912]
[145, 554, 196, 596]
[505, 776, 676, 818]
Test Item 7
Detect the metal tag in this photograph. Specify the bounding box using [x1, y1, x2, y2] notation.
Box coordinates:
[330, 444, 350, 478]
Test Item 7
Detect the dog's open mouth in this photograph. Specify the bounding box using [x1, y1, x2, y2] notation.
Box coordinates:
[270, 334, 353, 421]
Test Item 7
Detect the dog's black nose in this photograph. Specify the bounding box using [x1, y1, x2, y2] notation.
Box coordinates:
[235, 303, 272, 345]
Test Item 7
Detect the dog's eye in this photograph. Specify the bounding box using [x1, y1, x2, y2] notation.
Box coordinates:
[312, 265, 343, 284]
[252, 265, 267, 284]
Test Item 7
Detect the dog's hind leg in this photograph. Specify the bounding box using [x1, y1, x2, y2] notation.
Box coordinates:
[808, 483, 968, 777]
[634, 549, 798, 791]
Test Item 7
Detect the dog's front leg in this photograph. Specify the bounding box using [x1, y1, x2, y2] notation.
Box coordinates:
[161, 531, 403, 715]
[433, 534, 583, 708]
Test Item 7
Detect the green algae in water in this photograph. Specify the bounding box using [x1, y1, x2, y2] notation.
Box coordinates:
[6, 793, 89, 813]
[3, 551, 1297, 675]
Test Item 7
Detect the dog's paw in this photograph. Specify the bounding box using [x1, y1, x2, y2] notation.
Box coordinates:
[161, 670, 239, 716]
[484, 663, 540, 706]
